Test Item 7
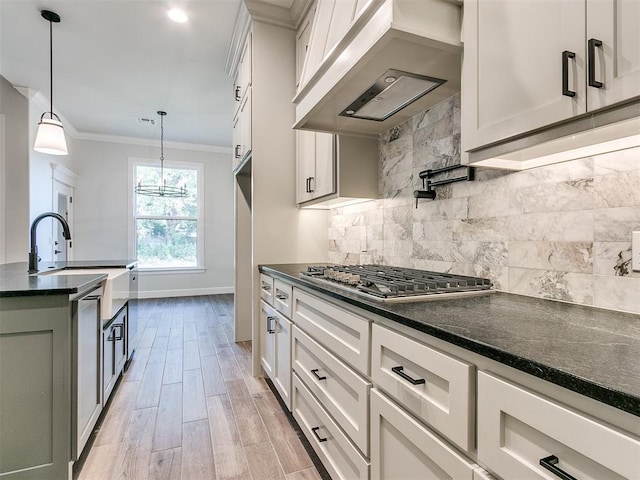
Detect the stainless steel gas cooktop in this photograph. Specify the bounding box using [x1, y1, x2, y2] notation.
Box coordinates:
[300, 264, 493, 302]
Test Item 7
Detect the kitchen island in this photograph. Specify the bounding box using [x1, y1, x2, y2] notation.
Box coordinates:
[0, 260, 136, 480]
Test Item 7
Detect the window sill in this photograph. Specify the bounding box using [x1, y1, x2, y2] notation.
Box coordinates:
[138, 267, 206, 275]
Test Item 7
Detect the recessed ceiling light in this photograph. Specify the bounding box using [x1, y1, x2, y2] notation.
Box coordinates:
[168, 8, 188, 23]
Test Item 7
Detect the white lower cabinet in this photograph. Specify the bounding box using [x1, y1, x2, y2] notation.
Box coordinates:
[273, 313, 292, 410]
[292, 288, 370, 375]
[370, 389, 475, 480]
[260, 298, 292, 410]
[293, 325, 371, 455]
[292, 373, 370, 480]
[477, 371, 640, 480]
[371, 323, 475, 452]
[260, 300, 276, 379]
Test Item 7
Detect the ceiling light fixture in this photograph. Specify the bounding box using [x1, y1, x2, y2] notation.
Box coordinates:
[168, 8, 188, 23]
[135, 111, 187, 198]
[34, 10, 68, 156]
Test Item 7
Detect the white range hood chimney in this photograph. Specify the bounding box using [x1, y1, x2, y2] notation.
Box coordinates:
[293, 0, 462, 136]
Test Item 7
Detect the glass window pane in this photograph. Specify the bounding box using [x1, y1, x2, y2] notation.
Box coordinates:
[136, 218, 197, 268]
[135, 165, 198, 217]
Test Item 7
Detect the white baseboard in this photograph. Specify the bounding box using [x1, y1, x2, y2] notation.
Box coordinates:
[138, 286, 234, 299]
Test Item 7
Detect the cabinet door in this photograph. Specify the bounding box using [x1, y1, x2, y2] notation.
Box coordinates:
[296, 3, 315, 88]
[240, 91, 252, 160]
[371, 324, 475, 452]
[274, 315, 292, 411]
[103, 325, 116, 405]
[73, 292, 102, 460]
[587, 0, 640, 110]
[232, 110, 241, 170]
[113, 310, 127, 377]
[240, 32, 252, 97]
[297, 130, 316, 203]
[259, 300, 276, 379]
[462, 0, 586, 152]
[477, 371, 640, 480]
[370, 389, 475, 480]
[313, 132, 335, 199]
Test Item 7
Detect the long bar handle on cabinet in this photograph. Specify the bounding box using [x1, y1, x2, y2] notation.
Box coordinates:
[562, 50, 576, 97]
[391, 365, 425, 385]
[311, 368, 327, 381]
[311, 426, 327, 443]
[235, 86, 241, 101]
[113, 323, 124, 341]
[235, 145, 242, 159]
[276, 293, 288, 300]
[305, 177, 310, 193]
[261, 284, 272, 291]
[540, 455, 578, 480]
[266, 316, 277, 334]
[308, 176, 315, 193]
[588, 38, 603, 88]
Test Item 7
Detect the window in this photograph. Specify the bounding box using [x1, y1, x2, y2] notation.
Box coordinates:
[132, 159, 203, 270]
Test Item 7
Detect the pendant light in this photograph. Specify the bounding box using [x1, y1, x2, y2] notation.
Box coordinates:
[135, 111, 187, 198]
[34, 10, 68, 156]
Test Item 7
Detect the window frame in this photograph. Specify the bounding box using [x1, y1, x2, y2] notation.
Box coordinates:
[128, 157, 205, 273]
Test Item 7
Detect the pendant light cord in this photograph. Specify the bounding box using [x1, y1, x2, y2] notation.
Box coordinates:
[49, 16, 54, 119]
[160, 112, 165, 185]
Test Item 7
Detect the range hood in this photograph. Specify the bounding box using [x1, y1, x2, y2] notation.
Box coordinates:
[293, 0, 462, 136]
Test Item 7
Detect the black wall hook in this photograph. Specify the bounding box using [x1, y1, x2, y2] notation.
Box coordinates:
[413, 165, 474, 208]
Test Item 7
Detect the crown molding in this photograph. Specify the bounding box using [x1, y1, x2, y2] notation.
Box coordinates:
[245, 0, 296, 29]
[225, 1, 252, 77]
[290, 0, 313, 29]
[74, 131, 232, 154]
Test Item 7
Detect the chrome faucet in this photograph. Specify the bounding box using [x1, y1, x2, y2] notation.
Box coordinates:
[28, 212, 71, 273]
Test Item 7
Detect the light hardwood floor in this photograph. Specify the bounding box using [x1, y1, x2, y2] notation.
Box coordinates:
[77, 295, 322, 480]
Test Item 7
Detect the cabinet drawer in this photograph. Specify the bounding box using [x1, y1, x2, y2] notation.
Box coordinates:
[293, 326, 371, 455]
[292, 288, 370, 375]
[370, 389, 475, 480]
[274, 279, 293, 318]
[477, 371, 640, 480]
[260, 274, 274, 305]
[292, 374, 369, 480]
[371, 323, 474, 451]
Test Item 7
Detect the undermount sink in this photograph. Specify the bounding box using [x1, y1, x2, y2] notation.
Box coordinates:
[40, 268, 130, 320]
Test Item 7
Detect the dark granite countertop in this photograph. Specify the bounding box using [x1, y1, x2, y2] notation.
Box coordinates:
[0, 260, 136, 297]
[261, 264, 640, 417]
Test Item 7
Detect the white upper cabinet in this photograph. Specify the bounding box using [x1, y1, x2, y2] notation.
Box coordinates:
[462, 0, 640, 168]
[296, 132, 378, 208]
[296, 130, 336, 204]
[462, 0, 587, 152]
[586, 0, 640, 110]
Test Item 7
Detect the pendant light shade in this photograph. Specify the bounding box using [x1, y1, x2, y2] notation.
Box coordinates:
[34, 113, 68, 155]
[35, 10, 68, 156]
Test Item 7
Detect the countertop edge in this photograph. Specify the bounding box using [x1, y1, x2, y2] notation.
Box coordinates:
[260, 265, 640, 417]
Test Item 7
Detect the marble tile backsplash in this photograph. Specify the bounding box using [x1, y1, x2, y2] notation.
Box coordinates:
[328, 94, 640, 314]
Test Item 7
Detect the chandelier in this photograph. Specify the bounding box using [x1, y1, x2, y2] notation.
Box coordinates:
[135, 111, 187, 198]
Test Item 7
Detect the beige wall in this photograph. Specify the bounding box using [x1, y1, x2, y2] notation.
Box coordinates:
[0, 75, 29, 263]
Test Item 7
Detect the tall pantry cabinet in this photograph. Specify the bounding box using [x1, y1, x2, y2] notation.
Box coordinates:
[229, 2, 328, 372]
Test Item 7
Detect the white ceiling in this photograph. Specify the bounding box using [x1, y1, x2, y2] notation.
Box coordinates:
[0, 0, 246, 147]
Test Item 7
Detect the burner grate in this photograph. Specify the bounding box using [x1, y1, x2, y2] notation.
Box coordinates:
[301, 264, 492, 301]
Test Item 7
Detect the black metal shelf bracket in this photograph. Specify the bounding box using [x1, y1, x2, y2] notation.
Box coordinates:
[413, 165, 475, 208]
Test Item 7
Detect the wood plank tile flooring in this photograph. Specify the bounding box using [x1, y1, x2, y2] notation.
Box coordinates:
[77, 295, 321, 480]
